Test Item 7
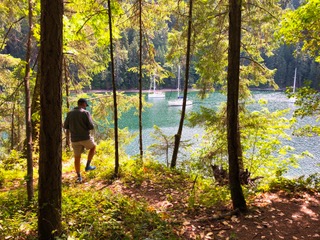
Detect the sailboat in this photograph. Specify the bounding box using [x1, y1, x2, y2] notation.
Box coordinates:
[148, 74, 165, 99]
[293, 67, 297, 94]
[288, 67, 297, 103]
[168, 66, 193, 106]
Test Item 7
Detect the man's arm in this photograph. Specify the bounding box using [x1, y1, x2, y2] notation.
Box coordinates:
[63, 113, 69, 129]
[86, 112, 94, 130]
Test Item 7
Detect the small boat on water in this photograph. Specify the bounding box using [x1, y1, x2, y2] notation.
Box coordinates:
[148, 74, 165, 99]
[168, 65, 193, 106]
[288, 67, 297, 103]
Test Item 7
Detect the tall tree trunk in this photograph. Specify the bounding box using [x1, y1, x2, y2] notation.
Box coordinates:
[138, 0, 143, 162]
[17, 99, 21, 151]
[31, 60, 41, 152]
[38, 0, 63, 238]
[108, 0, 120, 177]
[64, 57, 70, 148]
[24, 0, 34, 202]
[10, 101, 15, 150]
[171, 0, 193, 168]
[237, 121, 244, 171]
[227, 0, 247, 212]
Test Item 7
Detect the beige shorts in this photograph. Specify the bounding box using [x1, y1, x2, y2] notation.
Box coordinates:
[72, 138, 96, 157]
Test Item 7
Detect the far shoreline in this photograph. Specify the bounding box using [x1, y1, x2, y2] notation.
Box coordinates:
[82, 88, 200, 93]
[82, 87, 284, 94]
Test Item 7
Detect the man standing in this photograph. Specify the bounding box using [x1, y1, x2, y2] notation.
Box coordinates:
[64, 98, 96, 183]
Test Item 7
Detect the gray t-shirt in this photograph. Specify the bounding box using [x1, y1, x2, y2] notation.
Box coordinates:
[63, 107, 94, 142]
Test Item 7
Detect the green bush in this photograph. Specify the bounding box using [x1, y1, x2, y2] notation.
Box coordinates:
[0, 169, 4, 188]
[269, 174, 320, 192]
[2, 150, 25, 170]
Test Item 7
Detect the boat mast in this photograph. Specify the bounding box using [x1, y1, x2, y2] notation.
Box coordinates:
[293, 67, 297, 93]
[177, 65, 180, 97]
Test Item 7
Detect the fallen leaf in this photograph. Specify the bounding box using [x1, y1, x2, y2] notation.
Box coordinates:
[183, 220, 191, 226]
[217, 230, 226, 237]
[231, 215, 239, 223]
[222, 221, 230, 226]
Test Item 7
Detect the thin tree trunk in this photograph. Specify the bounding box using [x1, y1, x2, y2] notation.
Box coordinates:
[64, 57, 70, 148]
[171, 0, 193, 168]
[237, 121, 244, 171]
[107, 0, 120, 177]
[11, 101, 15, 150]
[17, 100, 21, 151]
[227, 0, 247, 212]
[24, 0, 34, 202]
[31, 59, 41, 152]
[138, 0, 143, 162]
[38, 0, 63, 238]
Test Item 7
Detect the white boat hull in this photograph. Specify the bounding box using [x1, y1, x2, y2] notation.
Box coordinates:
[148, 92, 165, 98]
[168, 99, 193, 106]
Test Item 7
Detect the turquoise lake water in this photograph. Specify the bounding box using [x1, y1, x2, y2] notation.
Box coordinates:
[117, 90, 320, 177]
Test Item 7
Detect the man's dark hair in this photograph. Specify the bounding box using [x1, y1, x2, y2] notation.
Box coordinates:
[78, 98, 89, 106]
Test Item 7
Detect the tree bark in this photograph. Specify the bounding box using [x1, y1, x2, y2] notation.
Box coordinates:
[108, 0, 120, 177]
[64, 57, 70, 148]
[24, 0, 34, 202]
[10, 101, 15, 151]
[31, 60, 41, 152]
[38, 0, 63, 238]
[171, 0, 193, 168]
[237, 120, 244, 171]
[227, 0, 247, 212]
[138, 0, 143, 162]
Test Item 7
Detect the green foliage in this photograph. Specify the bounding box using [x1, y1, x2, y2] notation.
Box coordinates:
[61, 187, 178, 239]
[187, 0, 281, 96]
[148, 125, 192, 167]
[0, 189, 38, 239]
[187, 100, 305, 185]
[0, 150, 318, 239]
[0, 0, 27, 51]
[269, 173, 320, 193]
[240, 105, 302, 182]
[276, 0, 320, 62]
[0, 169, 4, 187]
[0, 54, 30, 151]
[286, 82, 320, 137]
[289, 83, 320, 118]
[0, 182, 178, 239]
[0, 157, 186, 239]
[188, 175, 230, 208]
[1, 150, 25, 170]
[59, 0, 126, 91]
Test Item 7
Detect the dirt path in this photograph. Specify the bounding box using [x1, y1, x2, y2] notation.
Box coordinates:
[111, 181, 320, 239]
[63, 171, 320, 239]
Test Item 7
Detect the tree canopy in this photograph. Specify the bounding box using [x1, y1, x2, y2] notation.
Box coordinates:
[277, 0, 320, 62]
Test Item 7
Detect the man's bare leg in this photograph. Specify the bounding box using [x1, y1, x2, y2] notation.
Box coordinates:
[75, 156, 81, 174]
[86, 146, 96, 170]
[74, 156, 82, 182]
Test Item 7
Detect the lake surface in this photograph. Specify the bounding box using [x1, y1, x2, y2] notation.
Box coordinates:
[119, 90, 320, 177]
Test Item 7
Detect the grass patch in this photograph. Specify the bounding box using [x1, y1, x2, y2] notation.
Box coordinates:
[2, 155, 315, 239]
[61, 186, 179, 239]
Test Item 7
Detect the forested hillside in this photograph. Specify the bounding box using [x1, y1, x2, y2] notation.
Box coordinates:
[0, 0, 319, 239]
[1, 0, 319, 91]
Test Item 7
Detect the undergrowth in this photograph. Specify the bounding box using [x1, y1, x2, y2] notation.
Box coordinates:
[0, 155, 319, 239]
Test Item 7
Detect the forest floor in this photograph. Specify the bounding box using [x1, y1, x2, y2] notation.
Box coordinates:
[72, 172, 320, 240]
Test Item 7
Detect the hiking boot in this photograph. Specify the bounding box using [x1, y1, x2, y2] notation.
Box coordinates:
[85, 165, 96, 172]
[76, 176, 83, 183]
